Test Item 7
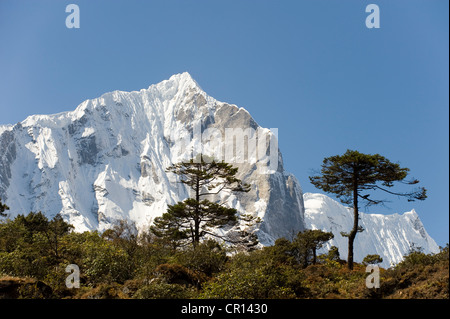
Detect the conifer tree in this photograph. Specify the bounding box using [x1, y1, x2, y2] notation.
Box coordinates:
[362, 254, 383, 266]
[310, 149, 426, 269]
[293, 229, 334, 267]
[151, 154, 257, 248]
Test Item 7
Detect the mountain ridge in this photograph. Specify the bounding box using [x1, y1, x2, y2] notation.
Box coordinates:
[0, 72, 305, 246]
[0, 72, 439, 267]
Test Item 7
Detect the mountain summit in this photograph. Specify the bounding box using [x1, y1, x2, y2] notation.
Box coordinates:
[0, 72, 305, 245]
[0, 73, 439, 266]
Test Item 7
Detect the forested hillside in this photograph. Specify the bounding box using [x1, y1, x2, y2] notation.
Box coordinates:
[0, 212, 447, 299]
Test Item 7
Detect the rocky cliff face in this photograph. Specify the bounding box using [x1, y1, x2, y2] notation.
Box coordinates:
[0, 72, 305, 245]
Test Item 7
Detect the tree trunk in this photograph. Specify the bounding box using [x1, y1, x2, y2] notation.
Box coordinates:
[193, 174, 200, 247]
[193, 217, 200, 247]
[348, 177, 359, 270]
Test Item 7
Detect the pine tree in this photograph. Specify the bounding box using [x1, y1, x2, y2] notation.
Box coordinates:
[150, 154, 256, 248]
[293, 229, 334, 267]
[309, 149, 426, 270]
[362, 254, 383, 266]
[14, 212, 73, 260]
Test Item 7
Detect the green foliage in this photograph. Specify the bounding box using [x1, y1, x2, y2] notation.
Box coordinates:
[151, 154, 257, 248]
[165, 154, 251, 195]
[172, 240, 228, 277]
[324, 246, 341, 261]
[79, 283, 129, 299]
[0, 214, 133, 287]
[363, 254, 383, 265]
[293, 229, 334, 267]
[0, 276, 53, 299]
[1, 212, 447, 299]
[154, 263, 206, 288]
[0, 212, 73, 279]
[134, 281, 197, 299]
[151, 199, 238, 247]
[377, 245, 449, 299]
[200, 251, 298, 299]
[201, 267, 296, 299]
[80, 232, 132, 284]
[435, 244, 450, 262]
[309, 149, 427, 270]
[397, 244, 449, 269]
[266, 238, 296, 265]
[133, 230, 173, 281]
[266, 230, 334, 268]
[309, 149, 426, 205]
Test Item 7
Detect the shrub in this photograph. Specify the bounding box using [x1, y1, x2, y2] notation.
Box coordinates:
[134, 281, 197, 299]
[201, 267, 296, 299]
[0, 276, 53, 299]
[81, 234, 132, 284]
[172, 240, 228, 277]
[154, 263, 206, 287]
[200, 252, 299, 299]
[79, 283, 128, 299]
[362, 254, 383, 265]
[397, 250, 434, 268]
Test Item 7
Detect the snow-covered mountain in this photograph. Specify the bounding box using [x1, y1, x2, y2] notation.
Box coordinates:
[0, 72, 439, 267]
[0, 72, 304, 245]
[304, 193, 440, 268]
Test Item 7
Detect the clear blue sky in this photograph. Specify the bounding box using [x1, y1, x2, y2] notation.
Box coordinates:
[0, 0, 448, 246]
